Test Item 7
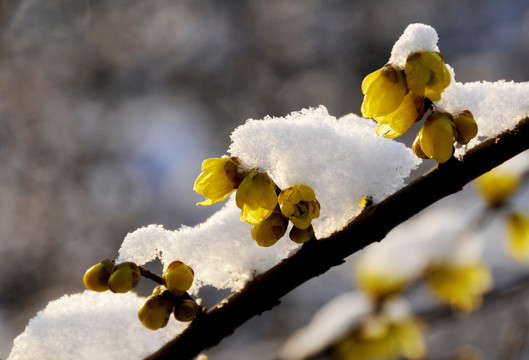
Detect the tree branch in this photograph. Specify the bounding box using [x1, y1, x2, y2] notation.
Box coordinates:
[146, 118, 529, 360]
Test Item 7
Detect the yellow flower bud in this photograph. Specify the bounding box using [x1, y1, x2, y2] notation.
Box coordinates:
[418, 112, 456, 163]
[173, 298, 200, 322]
[251, 212, 288, 247]
[506, 212, 529, 264]
[425, 261, 492, 313]
[474, 169, 521, 207]
[453, 110, 478, 144]
[83, 259, 114, 292]
[194, 157, 240, 206]
[138, 295, 174, 330]
[412, 132, 428, 159]
[405, 51, 451, 101]
[289, 225, 314, 244]
[235, 172, 278, 225]
[162, 261, 195, 296]
[278, 185, 320, 230]
[108, 262, 141, 293]
[361, 65, 408, 118]
[374, 92, 425, 138]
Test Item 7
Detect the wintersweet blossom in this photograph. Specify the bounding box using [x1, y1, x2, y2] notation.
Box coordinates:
[235, 172, 278, 225]
[474, 169, 521, 208]
[194, 157, 241, 206]
[251, 211, 289, 247]
[278, 185, 320, 230]
[83, 259, 114, 292]
[361, 65, 407, 119]
[453, 110, 478, 144]
[374, 92, 425, 138]
[137, 295, 174, 331]
[414, 112, 455, 163]
[424, 261, 492, 313]
[404, 51, 451, 101]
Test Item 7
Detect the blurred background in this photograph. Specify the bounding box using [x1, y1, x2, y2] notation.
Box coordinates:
[1, 0, 529, 358]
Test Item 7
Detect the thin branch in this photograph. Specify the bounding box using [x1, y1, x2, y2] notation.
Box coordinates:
[139, 266, 163, 285]
[146, 118, 529, 360]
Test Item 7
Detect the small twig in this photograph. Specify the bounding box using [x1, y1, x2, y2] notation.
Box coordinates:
[139, 266, 163, 285]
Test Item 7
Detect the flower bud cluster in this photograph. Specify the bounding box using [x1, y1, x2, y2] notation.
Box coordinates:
[83, 260, 141, 294]
[412, 110, 478, 163]
[194, 158, 320, 247]
[84, 259, 201, 330]
[138, 260, 199, 330]
[361, 50, 477, 163]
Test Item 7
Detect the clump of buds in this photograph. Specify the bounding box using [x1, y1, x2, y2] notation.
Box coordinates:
[84, 259, 202, 330]
[138, 260, 201, 330]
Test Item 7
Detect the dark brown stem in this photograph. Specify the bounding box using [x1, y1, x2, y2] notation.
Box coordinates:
[146, 118, 529, 360]
[139, 266, 163, 285]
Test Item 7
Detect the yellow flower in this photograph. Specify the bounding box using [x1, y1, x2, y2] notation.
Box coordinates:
[506, 212, 529, 263]
[289, 225, 315, 244]
[335, 316, 426, 360]
[173, 298, 200, 322]
[235, 172, 278, 225]
[355, 260, 409, 302]
[453, 110, 478, 145]
[83, 259, 114, 292]
[163, 261, 194, 296]
[194, 157, 240, 206]
[425, 261, 492, 313]
[375, 92, 425, 138]
[417, 112, 455, 163]
[278, 185, 320, 230]
[361, 65, 408, 119]
[405, 51, 451, 101]
[108, 262, 141, 294]
[251, 212, 288, 247]
[138, 295, 174, 330]
[474, 169, 521, 208]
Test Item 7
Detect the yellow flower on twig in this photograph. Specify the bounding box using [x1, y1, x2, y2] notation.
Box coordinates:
[194, 157, 240, 206]
[278, 185, 320, 230]
[405, 51, 451, 102]
[235, 172, 278, 225]
[361, 65, 408, 119]
[425, 261, 492, 313]
[474, 169, 521, 208]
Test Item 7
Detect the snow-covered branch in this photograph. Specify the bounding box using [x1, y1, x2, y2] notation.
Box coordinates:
[146, 117, 529, 360]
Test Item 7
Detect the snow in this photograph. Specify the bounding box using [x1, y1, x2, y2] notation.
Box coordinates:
[389, 23, 439, 69]
[229, 106, 420, 238]
[117, 200, 300, 294]
[8, 291, 184, 360]
[117, 106, 419, 293]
